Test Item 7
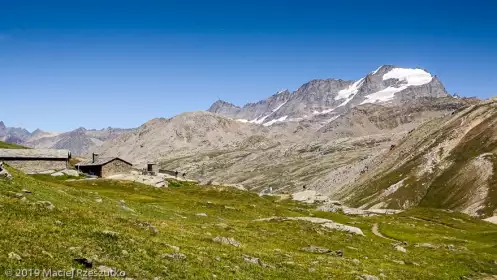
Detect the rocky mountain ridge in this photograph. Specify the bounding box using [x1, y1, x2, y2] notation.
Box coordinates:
[208, 65, 451, 126]
[0, 121, 31, 144]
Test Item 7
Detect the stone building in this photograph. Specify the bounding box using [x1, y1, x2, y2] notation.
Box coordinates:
[0, 148, 71, 173]
[147, 163, 158, 175]
[75, 153, 132, 178]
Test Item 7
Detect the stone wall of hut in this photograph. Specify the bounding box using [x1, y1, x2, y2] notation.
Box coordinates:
[101, 159, 132, 178]
[2, 159, 67, 173]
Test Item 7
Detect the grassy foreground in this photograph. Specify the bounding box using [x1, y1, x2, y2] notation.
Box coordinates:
[0, 168, 496, 279]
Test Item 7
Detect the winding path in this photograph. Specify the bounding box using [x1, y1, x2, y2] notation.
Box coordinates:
[372, 223, 396, 241]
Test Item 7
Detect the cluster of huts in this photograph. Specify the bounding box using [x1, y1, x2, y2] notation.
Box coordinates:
[0, 149, 133, 178]
[0, 148, 186, 180]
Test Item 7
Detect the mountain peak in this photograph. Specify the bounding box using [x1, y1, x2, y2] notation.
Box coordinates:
[207, 100, 241, 116]
[208, 65, 450, 125]
[0, 121, 5, 129]
[31, 128, 45, 135]
[370, 65, 396, 75]
[276, 89, 290, 95]
[72, 127, 87, 133]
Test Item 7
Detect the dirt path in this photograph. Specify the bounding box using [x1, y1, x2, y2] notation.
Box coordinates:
[372, 223, 396, 241]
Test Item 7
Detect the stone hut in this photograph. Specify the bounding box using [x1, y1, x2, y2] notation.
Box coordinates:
[75, 153, 132, 178]
[147, 163, 158, 175]
[0, 148, 71, 173]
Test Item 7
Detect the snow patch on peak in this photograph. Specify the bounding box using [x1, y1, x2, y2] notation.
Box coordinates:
[361, 68, 434, 104]
[271, 101, 288, 113]
[335, 78, 365, 101]
[371, 66, 383, 75]
[249, 101, 288, 125]
[263, 116, 288, 126]
[361, 86, 404, 104]
[312, 108, 336, 115]
[334, 78, 365, 108]
[382, 68, 432, 86]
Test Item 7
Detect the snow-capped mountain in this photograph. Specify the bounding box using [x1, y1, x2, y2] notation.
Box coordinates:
[208, 65, 450, 126]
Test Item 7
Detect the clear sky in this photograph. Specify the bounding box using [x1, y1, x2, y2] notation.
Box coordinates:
[1, 0, 496, 132]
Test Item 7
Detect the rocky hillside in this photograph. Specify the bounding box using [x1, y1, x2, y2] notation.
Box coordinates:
[341, 99, 497, 218]
[97, 111, 277, 165]
[208, 65, 452, 126]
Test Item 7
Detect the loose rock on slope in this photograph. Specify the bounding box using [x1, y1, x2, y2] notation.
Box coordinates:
[255, 216, 364, 236]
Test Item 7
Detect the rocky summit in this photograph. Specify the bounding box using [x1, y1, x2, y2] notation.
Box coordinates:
[208, 65, 453, 126]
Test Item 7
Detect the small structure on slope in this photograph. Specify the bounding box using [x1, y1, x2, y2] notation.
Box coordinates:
[0, 148, 71, 173]
[146, 163, 159, 175]
[75, 153, 132, 178]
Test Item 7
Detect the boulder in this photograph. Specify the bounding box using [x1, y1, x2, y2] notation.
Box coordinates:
[242, 255, 264, 266]
[97, 266, 115, 274]
[162, 253, 186, 260]
[358, 275, 379, 280]
[0, 162, 12, 180]
[119, 200, 135, 212]
[8, 252, 21, 261]
[255, 216, 365, 236]
[50, 172, 65, 177]
[61, 169, 79, 177]
[35, 201, 55, 210]
[212, 236, 241, 247]
[301, 246, 332, 254]
[166, 244, 180, 252]
[415, 243, 436, 249]
[37, 169, 57, 175]
[394, 245, 407, 253]
[101, 230, 119, 238]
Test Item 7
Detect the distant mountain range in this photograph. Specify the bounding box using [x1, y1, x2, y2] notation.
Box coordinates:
[0, 122, 132, 155]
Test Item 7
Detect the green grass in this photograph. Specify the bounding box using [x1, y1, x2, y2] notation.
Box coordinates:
[0, 141, 27, 149]
[30, 173, 87, 181]
[0, 168, 496, 279]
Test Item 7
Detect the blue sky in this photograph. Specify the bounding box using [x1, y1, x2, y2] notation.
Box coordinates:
[1, 0, 497, 132]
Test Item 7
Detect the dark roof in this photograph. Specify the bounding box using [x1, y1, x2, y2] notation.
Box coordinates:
[75, 157, 132, 167]
[0, 148, 70, 159]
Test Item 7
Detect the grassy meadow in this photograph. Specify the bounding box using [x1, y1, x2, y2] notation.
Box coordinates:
[0, 167, 496, 279]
